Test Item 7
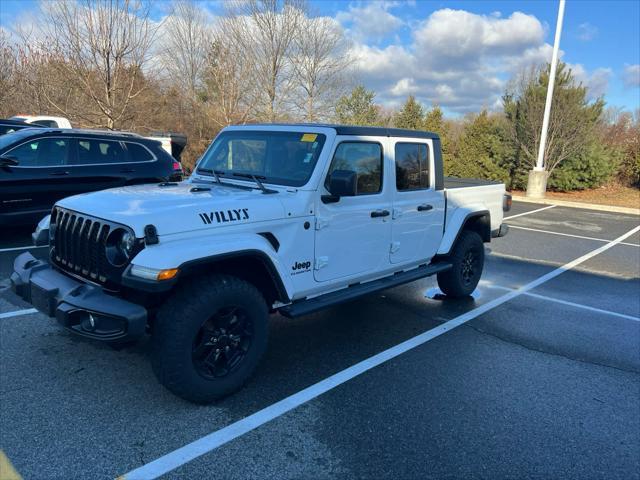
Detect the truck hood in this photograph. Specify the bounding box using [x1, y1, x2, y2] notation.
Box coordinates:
[56, 182, 288, 237]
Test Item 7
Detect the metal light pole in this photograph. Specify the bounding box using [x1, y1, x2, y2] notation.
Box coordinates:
[526, 0, 566, 197]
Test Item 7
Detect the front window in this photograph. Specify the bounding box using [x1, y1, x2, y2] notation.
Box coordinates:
[196, 130, 326, 187]
[326, 142, 383, 195]
[6, 137, 71, 167]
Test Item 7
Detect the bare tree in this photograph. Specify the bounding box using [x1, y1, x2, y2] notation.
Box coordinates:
[290, 16, 349, 122]
[0, 30, 17, 115]
[39, 0, 158, 129]
[225, 0, 305, 122]
[160, 0, 211, 103]
[202, 34, 255, 128]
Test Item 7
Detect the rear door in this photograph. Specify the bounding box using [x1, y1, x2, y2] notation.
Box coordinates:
[122, 141, 166, 183]
[68, 137, 130, 193]
[389, 140, 445, 264]
[0, 136, 74, 217]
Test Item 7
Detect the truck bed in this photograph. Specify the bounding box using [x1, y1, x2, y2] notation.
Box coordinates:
[443, 177, 506, 237]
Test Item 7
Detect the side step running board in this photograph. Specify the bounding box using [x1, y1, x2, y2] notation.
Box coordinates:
[278, 262, 452, 318]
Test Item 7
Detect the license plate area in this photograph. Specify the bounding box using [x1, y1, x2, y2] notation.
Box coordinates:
[30, 281, 57, 317]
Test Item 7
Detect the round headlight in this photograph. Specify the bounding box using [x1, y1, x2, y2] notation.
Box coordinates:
[106, 228, 136, 267]
[118, 231, 135, 258]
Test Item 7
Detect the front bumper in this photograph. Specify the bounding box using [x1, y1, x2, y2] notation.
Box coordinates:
[11, 252, 147, 341]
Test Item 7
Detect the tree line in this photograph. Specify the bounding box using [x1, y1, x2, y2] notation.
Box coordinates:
[1, 0, 637, 190]
[336, 66, 639, 191]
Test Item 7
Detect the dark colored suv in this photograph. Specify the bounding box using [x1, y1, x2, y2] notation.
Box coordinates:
[0, 128, 182, 225]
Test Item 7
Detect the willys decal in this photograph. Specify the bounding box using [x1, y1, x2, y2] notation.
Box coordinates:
[199, 208, 249, 225]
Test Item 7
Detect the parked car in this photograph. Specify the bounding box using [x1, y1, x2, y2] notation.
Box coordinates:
[0, 128, 182, 225]
[147, 131, 187, 177]
[11, 123, 510, 403]
[147, 131, 187, 161]
[9, 115, 73, 128]
[0, 119, 44, 136]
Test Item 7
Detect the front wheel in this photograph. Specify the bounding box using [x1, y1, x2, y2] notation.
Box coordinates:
[437, 230, 485, 298]
[151, 274, 269, 404]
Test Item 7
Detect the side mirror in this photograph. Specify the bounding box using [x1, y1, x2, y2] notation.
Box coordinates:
[0, 154, 19, 166]
[328, 169, 357, 196]
[322, 169, 357, 204]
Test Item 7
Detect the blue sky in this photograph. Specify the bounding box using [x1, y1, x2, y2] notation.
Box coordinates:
[1, 0, 639, 116]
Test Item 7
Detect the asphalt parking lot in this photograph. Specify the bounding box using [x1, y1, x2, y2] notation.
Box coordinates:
[1, 201, 639, 480]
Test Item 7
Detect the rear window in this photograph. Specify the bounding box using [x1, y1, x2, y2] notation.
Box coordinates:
[74, 138, 127, 164]
[125, 142, 155, 162]
[395, 142, 430, 191]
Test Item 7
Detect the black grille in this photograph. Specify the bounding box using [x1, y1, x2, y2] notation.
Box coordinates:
[51, 207, 135, 289]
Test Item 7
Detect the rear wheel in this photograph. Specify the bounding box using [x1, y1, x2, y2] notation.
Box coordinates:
[151, 274, 268, 403]
[437, 230, 484, 298]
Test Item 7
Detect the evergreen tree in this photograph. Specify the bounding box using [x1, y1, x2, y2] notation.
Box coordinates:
[393, 95, 424, 130]
[448, 111, 512, 182]
[423, 105, 453, 174]
[423, 105, 444, 133]
[503, 62, 605, 188]
[335, 85, 379, 126]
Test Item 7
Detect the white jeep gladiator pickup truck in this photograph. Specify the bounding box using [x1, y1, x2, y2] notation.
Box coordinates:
[12, 124, 510, 403]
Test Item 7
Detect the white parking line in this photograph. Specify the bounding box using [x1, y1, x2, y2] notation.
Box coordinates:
[120, 224, 640, 480]
[503, 204, 556, 220]
[487, 285, 639, 322]
[0, 245, 46, 253]
[507, 225, 640, 247]
[0, 308, 38, 319]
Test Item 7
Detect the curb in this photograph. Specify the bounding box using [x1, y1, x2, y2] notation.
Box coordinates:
[512, 195, 640, 216]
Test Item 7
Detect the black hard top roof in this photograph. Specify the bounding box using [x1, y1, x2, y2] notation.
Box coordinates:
[244, 123, 440, 140]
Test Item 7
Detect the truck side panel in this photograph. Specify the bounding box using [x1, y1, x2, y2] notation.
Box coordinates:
[438, 183, 505, 255]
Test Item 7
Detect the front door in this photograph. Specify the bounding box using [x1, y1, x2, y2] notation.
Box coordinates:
[314, 139, 392, 282]
[390, 140, 445, 264]
[0, 136, 74, 219]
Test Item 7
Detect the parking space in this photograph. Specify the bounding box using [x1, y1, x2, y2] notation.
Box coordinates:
[1, 201, 639, 479]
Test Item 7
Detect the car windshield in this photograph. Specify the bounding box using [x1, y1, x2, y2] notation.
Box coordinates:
[196, 130, 326, 187]
[0, 128, 39, 151]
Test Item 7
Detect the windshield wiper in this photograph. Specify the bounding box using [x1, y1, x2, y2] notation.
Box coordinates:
[196, 167, 221, 184]
[232, 172, 277, 194]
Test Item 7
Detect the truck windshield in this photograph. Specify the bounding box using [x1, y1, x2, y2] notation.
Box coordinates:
[196, 131, 326, 187]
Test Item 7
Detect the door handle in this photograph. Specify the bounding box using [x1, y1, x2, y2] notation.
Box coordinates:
[50, 171, 70, 176]
[371, 209, 390, 218]
[120, 168, 136, 173]
[417, 204, 433, 212]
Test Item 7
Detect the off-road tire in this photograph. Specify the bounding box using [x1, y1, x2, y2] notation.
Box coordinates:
[437, 230, 484, 298]
[151, 274, 269, 404]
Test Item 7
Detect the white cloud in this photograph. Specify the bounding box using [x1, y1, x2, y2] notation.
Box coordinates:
[343, 7, 618, 114]
[569, 64, 612, 98]
[623, 64, 640, 88]
[577, 22, 598, 41]
[346, 8, 549, 113]
[336, 2, 403, 42]
[413, 9, 544, 62]
[390, 78, 419, 96]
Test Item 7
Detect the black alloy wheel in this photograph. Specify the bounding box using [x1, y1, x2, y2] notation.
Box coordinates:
[192, 306, 253, 379]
